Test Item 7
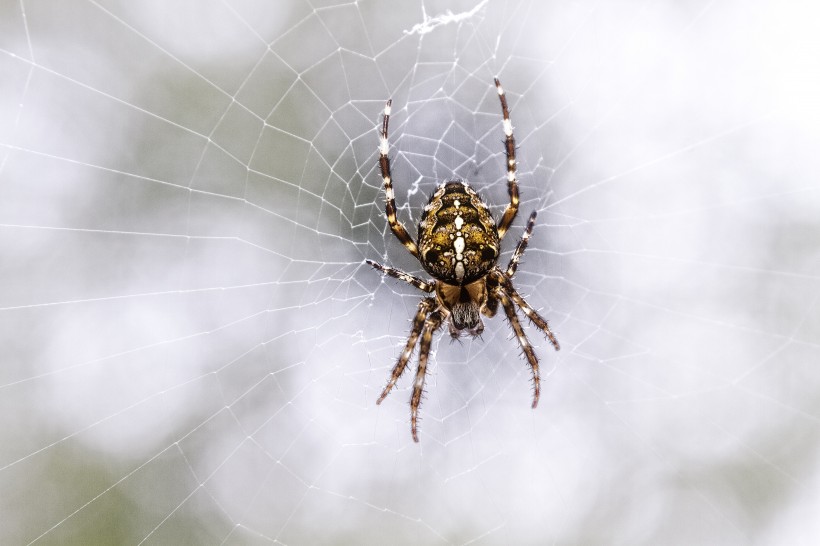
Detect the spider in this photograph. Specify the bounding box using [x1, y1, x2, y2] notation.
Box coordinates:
[366, 78, 560, 442]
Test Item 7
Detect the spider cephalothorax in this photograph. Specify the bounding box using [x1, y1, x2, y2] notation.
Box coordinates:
[366, 78, 560, 442]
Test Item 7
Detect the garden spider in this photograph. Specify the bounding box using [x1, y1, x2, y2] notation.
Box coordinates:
[366, 78, 560, 442]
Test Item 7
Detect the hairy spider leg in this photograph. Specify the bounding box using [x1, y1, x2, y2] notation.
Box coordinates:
[494, 78, 520, 241]
[494, 270, 560, 351]
[410, 311, 444, 442]
[366, 259, 435, 293]
[378, 99, 419, 258]
[376, 297, 437, 405]
[506, 210, 538, 277]
[495, 287, 541, 408]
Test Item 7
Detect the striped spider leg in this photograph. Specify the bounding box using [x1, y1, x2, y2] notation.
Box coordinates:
[494, 77, 520, 242]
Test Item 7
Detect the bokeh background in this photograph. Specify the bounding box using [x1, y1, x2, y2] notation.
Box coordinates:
[2, 0, 820, 544]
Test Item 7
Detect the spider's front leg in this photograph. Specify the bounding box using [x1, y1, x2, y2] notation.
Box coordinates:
[410, 311, 443, 442]
[376, 297, 437, 405]
[495, 271, 560, 352]
[494, 287, 543, 408]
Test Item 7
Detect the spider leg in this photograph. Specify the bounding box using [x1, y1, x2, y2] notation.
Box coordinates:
[410, 311, 444, 442]
[506, 210, 538, 277]
[376, 297, 437, 404]
[494, 271, 560, 351]
[365, 259, 434, 293]
[494, 77, 519, 242]
[378, 99, 419, 258]
[495, 287, 542, 408]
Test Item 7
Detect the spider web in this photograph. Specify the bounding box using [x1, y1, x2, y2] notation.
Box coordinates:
[2, 0, 820, 543]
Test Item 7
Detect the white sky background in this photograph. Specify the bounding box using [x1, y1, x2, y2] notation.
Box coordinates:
[2, 0, 820, 544]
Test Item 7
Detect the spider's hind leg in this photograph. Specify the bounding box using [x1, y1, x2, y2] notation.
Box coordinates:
[378, 99, 419, 258]
[494, 77, 520, 242]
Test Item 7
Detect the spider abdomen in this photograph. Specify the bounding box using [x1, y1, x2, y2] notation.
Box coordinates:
[417, 180, 499, 285]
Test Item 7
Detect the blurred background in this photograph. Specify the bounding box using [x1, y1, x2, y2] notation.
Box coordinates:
[2, 0, 820, 544]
